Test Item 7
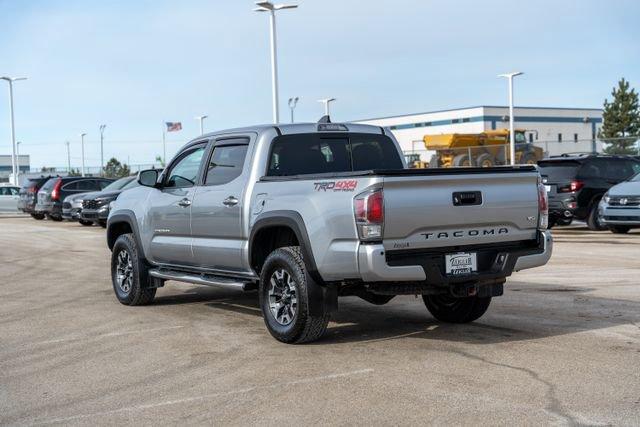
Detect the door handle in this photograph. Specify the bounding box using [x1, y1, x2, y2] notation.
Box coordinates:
[178, 198, 191, 207]
[223, 196, 238, 207]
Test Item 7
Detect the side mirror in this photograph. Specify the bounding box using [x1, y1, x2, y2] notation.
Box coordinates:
[138, 169, 159, 188]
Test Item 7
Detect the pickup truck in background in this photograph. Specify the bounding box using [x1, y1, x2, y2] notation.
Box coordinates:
[106, 119, 552, 343]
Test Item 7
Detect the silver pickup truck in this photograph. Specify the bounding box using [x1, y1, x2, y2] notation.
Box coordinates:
[107, 119, 552, 343]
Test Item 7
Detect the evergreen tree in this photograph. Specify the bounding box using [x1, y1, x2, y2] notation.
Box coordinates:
[600, 78, 640, 154]
[103, 157, 131, 178]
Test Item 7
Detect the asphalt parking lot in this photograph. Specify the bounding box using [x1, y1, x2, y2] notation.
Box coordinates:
[1, 216, 639, 426]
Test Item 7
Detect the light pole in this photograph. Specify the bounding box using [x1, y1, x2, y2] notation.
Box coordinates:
[254, 1, 298, 124]
[288, 97, 299, 123]
[79, 133, 87, 176]
[16, 141, 21, 182]
[318, 98, 336, 117]
[65, 141, 71, 172]
[1, 76, 27, 185]
[195, 115, 208, 135]
[498, 71, 523, 165]
[99, 124, 106, 176]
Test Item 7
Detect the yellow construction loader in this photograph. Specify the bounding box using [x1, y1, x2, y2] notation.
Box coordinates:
[423, 129, 544, 168]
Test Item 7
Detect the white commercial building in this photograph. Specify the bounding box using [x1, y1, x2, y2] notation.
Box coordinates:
[355, 106, 603, 161]
[0, 154, 30, 183]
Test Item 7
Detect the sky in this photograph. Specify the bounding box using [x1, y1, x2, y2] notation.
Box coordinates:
[1, 0, 639, 169]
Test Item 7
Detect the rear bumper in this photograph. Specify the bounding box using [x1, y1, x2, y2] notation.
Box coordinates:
[357, 230, 552, 283]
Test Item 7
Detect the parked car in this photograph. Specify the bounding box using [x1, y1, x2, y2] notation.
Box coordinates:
[0, 184, 20, 212]
[80, 175, 142, 227]
[18, 177, 52, 219]
[598, 171, 640, 234]
[36, 176, 114, 221]
[62, 193, 96, 225]
[537, 155, 640, 230]
[107, 121, 552, 343]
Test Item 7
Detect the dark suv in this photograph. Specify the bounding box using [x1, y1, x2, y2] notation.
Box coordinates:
[18, 177, 52, 219]
[36, 177, 114, 221]
[80, 175, 141, 227]
[538, 155, 640, 230]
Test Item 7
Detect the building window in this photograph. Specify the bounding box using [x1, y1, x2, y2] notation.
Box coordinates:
[574, 133, 578, 143]
[413, 123, 422, 128]
[558, 133, 562, 143]
[529, 133, 533, 143]
[462, 118, 470, 123]
[451, 119, 460, 124]
[390, 126, 397, 130]
[424, 122, 431, 127]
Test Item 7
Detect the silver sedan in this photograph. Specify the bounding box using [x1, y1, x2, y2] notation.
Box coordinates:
[599, 173, 640, 234]
[0, 185, 20, 212]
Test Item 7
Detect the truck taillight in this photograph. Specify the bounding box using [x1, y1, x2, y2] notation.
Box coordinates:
[354, 188, 384, 241]
[51, 178, 63, 201]
[538, 179, 548, 230]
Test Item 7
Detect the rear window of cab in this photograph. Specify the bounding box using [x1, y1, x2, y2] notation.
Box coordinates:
[267, 133, 403, 176]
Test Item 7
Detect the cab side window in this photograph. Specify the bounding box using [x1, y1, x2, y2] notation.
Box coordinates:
[165, 146, 206, 188]
[204, 140, 249, 186]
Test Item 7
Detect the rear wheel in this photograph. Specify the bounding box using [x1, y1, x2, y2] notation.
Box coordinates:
[98, 220, 107, 228]
[586, 203, 606, 231]
[30, 213, 45, 220]
[111, 233, 156, 305]
[520, 153, 538, 165]
[79, 219, 93, 226]
[609, 226, 630, 234]
[259, 246, 329, 344]
[422, 294, 491, 323]
[49, 214, 63, 222]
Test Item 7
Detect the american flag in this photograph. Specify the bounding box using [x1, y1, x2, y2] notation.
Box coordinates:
[165, 122, 182, 132]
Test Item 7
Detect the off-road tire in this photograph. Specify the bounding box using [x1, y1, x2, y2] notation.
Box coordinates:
[609, 226, 630, 234]
[259, 246, 329, 344]
[111, 233, 156, 306]
[476, 153, 495, 168]
[586, 202, 606, 231]
[452, 154, 471, 167]
[422, 294, 491, 323]
[79, 219, 93, 226]
[30, 213, 45, 220]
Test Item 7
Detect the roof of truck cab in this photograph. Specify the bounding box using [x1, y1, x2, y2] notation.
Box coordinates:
[189, 122, 385, 144]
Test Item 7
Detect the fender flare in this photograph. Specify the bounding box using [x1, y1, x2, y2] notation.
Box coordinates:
[107, 210, 146, 260]
[249, 210, 337, 315]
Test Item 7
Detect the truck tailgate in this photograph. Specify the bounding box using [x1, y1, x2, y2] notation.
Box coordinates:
[381, 169, 540, 251]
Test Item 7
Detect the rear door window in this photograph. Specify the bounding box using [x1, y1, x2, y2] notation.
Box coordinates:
[204, 142, 249, 185]
[578, 159, 640, 181]
[77, 180, 99, 190]
[267, 133, 402, 176]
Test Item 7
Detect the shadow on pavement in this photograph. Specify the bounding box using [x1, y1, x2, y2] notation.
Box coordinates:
[148, 283, 640, 346]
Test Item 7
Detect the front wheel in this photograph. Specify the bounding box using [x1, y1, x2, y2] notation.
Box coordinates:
[31, 213, 45, 220]
[422, 294, 491, 323]
[79, 219, 93, 226]
[586, 203, 606, 231]
[111, 233, 156, 305]
[259, 246, 329, 344]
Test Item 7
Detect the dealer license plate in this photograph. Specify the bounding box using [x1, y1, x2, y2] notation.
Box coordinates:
[445, 252, 477, 276]
[545, 185, 551, 192]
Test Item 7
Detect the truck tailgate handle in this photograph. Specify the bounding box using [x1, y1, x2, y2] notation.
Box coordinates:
[223, 196, 238, 207]
[452, 191, 482, 206]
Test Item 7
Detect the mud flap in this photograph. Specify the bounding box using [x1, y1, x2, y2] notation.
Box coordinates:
[306, 273, 338, 317]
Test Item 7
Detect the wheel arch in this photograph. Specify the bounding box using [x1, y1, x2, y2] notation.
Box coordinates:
[107, 210, 147, 260]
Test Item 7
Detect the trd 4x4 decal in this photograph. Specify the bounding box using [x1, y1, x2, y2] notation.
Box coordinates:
[313, 180, 358, 192]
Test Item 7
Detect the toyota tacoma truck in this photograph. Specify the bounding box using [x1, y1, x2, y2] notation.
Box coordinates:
[106, 119, 552, 344]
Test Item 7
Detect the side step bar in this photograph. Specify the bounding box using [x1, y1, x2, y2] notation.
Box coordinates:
[149, 269, 257, 291]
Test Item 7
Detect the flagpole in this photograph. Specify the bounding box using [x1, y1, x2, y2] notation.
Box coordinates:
[162, 123, 166, 165]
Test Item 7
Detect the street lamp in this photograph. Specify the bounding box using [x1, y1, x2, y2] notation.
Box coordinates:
[498, 71, 524, 165]
[1, 76, 27, 185]
[16, 141, 21, 182]
[99, 125, 106, 176]
[318, 98, 336, 117]
[254, 1, 298, 124]
[65, 141, 71, 172]
[288, 97, 299, 123]
[79, 133, 87, 176]
[195, 115, 208, 135]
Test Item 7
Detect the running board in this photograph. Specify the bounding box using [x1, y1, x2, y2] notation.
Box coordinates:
[149, 269, 257, 291]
